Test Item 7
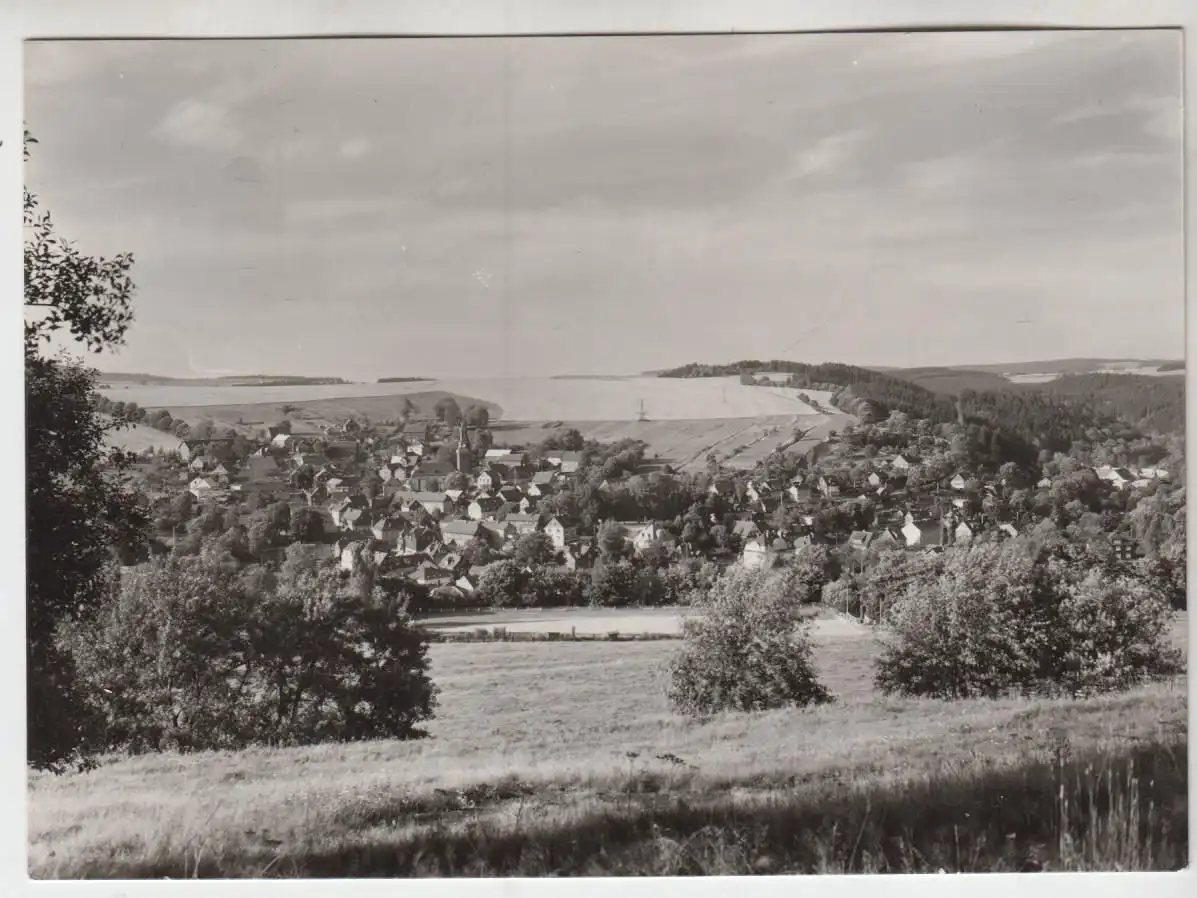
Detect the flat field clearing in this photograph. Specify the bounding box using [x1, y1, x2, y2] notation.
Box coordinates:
[101, 422, 184, 455]
[417, 606, 871, 639]
[28, 613, 1187, 877]
[492, 415, 817, 471]
[98, 376, 831, 421]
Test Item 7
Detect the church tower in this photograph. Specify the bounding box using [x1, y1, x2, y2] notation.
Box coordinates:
[455, 421, 473, 472]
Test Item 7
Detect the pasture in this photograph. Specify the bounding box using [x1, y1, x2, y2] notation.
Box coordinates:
[98, 376, 831, 422]
[27, 612, 1188, 877]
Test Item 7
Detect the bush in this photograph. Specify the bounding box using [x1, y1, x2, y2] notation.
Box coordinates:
[874, 541, 1181, 700]
[667, 566, 832, 717]
[62, 555, 437, 753]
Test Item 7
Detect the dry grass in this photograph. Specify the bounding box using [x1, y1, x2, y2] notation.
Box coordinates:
[28, 622, 1187, 878]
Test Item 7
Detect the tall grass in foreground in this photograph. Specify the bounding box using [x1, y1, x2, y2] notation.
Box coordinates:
[41, 732, 1185, 878]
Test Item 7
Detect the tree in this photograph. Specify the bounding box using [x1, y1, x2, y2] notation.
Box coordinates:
[875, 541, 1180, 700]
[248, 520, 280, 558]
[279, 542, 333, 585]
[25, 131, 147, 773]
[597, 521, 628, 559]
[269, 501, 293, 532]
[291, 506, 325, 543]
[434, 397, 461, 426]
[474, 560, 525, 608]
[667, 566, 832, 716]
[586, 558, 641, 607]
[62, 557, 438, 752]
[514, 531, 557, 567]
[463, 404, 490, 428]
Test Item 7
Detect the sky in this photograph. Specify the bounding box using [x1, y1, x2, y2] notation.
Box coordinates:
[24, 31, 1184, 380]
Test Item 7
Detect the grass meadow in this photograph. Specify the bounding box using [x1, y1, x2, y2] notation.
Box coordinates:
[28, 614, 1188, 878]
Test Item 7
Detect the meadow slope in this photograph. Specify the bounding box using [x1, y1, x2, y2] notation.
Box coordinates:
[28, 614, 1187, 878]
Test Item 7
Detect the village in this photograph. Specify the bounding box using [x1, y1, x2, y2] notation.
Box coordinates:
[120, 398, 1175, 609]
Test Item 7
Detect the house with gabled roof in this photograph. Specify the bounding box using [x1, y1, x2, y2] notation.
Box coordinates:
[480, 520, 517, 547]
[901, 516, 946, 548]
[954, 520, 977, 545]
[504, 512, 542, 535]
[439, 519, 485, 547]
[468, 494, 505, 521]
[611, 520, 669, 553]
[741, 535, 793, 570]
[817, 474, 845, 498]
[475, 469, 502, 493]
[544, 516, 573, 549]
[497, 485, 524, 504]
[188, 476, 217, 499]
[414, 561, 456, 587]
[558, 451, 584, 474]
[561, 541, 595, 570]
[371, 515, 410, 544]
[731, 519, 761, 541]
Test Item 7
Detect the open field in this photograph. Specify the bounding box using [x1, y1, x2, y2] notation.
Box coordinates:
[96, 377, 849, 467]
[99, 376, 830, 421]
[493, 414, 822, 472]
[28, 613, 1187, 877]
[417, 605, 872, 639]
[101, 422, 184, 455]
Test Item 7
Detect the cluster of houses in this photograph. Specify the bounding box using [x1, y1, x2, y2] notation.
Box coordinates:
[167, 415, 1172, 594]
[731, 451, 1170, 570]
[174, 418, 660, 596]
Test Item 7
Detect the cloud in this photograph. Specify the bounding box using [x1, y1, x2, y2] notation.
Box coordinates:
[153, 98, 241, 151]
[338, 137, 372, 159]
[23, 32, 1184, 378]
[784, 129, 869, 181]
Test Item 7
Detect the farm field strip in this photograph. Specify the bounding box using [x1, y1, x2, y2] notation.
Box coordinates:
[99, 376, 827, 421]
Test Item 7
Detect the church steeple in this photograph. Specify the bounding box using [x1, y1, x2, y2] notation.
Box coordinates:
[455, 422, 473, 472]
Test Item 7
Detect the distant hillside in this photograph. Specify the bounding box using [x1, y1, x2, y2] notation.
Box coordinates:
[1034, 373, 1185, 435]
[881, 366, 1014, 395]
[98, 372, 350, 386]
[657, 359, 1143, 464]
[377, 377, 433, 384]
[957, 358, 1182, 376]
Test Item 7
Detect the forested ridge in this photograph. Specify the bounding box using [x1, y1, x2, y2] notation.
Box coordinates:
[658, 359, 1181, 464]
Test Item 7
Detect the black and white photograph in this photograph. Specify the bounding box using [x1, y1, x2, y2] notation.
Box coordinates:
[19, 22, 1189, 882]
